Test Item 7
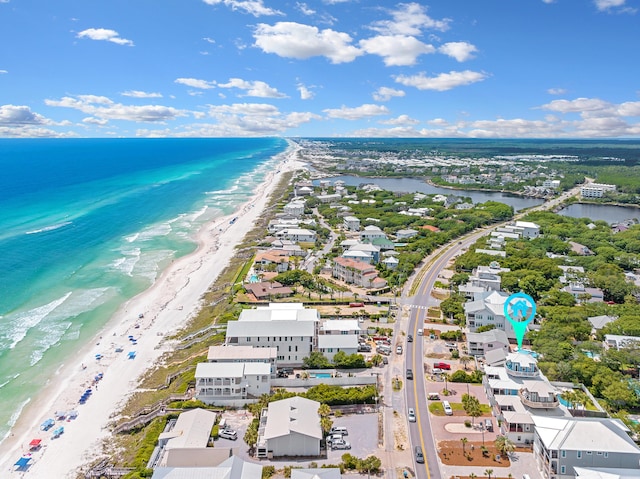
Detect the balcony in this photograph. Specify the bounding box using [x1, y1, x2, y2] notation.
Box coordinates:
[519, 390, 559, 409]
[505, 362, 539, 378]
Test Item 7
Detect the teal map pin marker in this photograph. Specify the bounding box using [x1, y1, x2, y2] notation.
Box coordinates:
[503, 292, 536, 349]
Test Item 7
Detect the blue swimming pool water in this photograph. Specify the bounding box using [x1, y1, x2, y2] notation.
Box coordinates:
[315, 373, 332, 378]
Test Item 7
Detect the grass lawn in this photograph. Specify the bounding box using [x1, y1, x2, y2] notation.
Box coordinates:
[429, 401, 492, 416]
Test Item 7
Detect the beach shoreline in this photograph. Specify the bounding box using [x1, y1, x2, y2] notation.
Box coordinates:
[0, 142, 304, 477]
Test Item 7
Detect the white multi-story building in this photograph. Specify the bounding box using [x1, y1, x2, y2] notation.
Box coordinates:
[465, 290, 517, 339]
[533, 415, 640, 479]
[466, 328, 510, 356]
[343, 216, 361, 231]
[484, 352, 564, 445]
[360, 225, 387, 242]
[225, 303, 319, 366]
[284, 199, 306, 217]
[580, 183, 616, 198]
[395, 228, 418, 240]
[205, 345, 278, 376]
[514, 221, 541, 239]
[275, 228, 317, 243]
[195, 362, 272, 405]
[543, 179, 561, 189]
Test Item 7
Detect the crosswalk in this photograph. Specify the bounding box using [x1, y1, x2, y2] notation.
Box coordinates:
[407, 304, 428, 310]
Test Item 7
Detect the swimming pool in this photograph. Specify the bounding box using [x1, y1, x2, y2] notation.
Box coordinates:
[314, 373, 332, 378]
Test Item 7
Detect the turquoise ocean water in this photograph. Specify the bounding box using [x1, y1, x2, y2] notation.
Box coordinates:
[0, 137, 288, 443]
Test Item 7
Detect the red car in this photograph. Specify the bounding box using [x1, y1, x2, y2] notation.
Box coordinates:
[433, 362, 451, 370]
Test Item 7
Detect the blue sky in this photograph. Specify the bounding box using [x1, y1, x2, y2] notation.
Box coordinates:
[1, 0, 639, 138]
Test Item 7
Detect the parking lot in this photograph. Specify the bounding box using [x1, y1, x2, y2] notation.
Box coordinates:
[326, 412, 379, 461]
[214, 409, 380, 466]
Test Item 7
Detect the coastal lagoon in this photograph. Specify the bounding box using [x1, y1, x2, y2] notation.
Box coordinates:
[558, 203, 640, 224]
[317, 175, 544, 212]
[0, 138, 288, 444]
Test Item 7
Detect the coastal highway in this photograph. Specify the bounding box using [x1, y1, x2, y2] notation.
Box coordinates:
[402, 181, 586, 478]
[404, 236, 476, 479]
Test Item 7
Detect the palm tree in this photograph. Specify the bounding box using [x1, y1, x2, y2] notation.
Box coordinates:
[485, 469, 494, 479]
[470, 474, 477, 479]
[495, 435, 515, 457]
[460, 355, 473, 371]
[461, 437, 468, 453]
[443, 372, 450, 394]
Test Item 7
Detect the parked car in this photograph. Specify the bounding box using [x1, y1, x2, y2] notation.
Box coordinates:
[396, 345, 403, 354]
[406, 369, 414, 380]
[330, 426, 348, 436]
[408, 408, 416, 422]
[331, 439, 351, 450]
[358, 343, 371, 352]
[442, 400, 453, 416]
[326, 434, 343, 445]
[445, 342, 458, 349]
[432, 368, 443, 374]
[433, 362, 451, 370]
[219, 428, 238, 440]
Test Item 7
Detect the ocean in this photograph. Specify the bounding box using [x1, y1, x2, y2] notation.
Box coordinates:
[0, 137, 288, 443]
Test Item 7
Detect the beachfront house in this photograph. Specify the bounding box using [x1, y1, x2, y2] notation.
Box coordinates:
[244, 281, 293, 301]
[317, 319, 360, 361]
[345, 242, 380, 263]
[332, 257, 388, 289]
[205, 345, 278, 376]
[275, 228, 316, 243]
[395, 228, 418, 240]
[533, 416, 640, 479]
[254, 250, 290, 273]
[256, 396, 323, 458]
[195, 361, 272, 405]
[225, 303, 319, 367]
[156, 408, 230, 467]
[284, 199, 306, 217]
[152, 456, 262, 479]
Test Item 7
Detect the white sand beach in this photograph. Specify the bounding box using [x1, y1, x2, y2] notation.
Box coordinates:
[0, 145, 304, 478]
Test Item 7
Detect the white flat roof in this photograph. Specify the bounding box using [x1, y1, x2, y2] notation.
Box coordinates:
[162, 408, 217, 450]
[207, 345, 277, 361]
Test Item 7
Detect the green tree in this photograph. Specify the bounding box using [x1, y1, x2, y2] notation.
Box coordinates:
[358, 456, 382, 474]
[602, 381, 636, 410]
[244, 419, 259, 451]
[460, 436, 468, 453]
[485, 469, 494, 479]
[495, 435, 515, 457]
[303, 351, 332, 369]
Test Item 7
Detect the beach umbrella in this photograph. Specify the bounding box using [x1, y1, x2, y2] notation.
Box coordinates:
[128, 351, 136, 359]
[68, 410, 78, 419]
[29, 438, 42, 448]
[14, 457, 31, 468]
[52, 426, 64, 437]
[40, 418, 54, 430]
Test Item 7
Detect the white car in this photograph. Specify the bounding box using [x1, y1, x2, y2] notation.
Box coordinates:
[219, 428, 237, 440]
[408, 408, 416, 422]
[331, 439, 351, 450]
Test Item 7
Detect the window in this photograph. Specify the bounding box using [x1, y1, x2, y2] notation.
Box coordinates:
[247, 337, 251, 341]
[597, 452, 602, 456]
[561, 451, 566, 458]
[295, 346, 298, 352]
[560, 467, 566, 474]
[586, 451, 592, 455]
[577, 451, 582, 459]
[604, 452, 608, 458]
[488, 315, 494, 321]
[288, 346, 291, 352]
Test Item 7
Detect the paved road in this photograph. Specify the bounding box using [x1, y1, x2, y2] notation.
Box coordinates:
[400, 180, 587, 479]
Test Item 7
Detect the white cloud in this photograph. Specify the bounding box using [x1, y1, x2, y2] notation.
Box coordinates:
[369, 3, 450, 36]
[82, 117, 109, 125]
[254, 22, 362, 63]
[373, 87, 405, 102]
[76, 28, 133, 46]
[540, 97, 612, 114]
[379, 114, 419, 125]
[202, 0, 282, 16]
[594, 0, 625, 10]
[45, 95, 188, 122]
[323, 104, 390, 120]
[0, 104, 48, 126]
[359, 35, 435, 66]
[439, 42, 478, 62]
[203, 37, 216, 44]
[297, 83, 314, 100]
[297, 2, 315, 15]
[394, 70, 488, 91]
[618, 101, 640, 116]
[217, 78, 288, 98]
[175, 78, 216, 89]
[121, 90, 163, 98]
[547, 88, 567, 95]
[0, 126, 72, 138]
[0, 69, 7, 74]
